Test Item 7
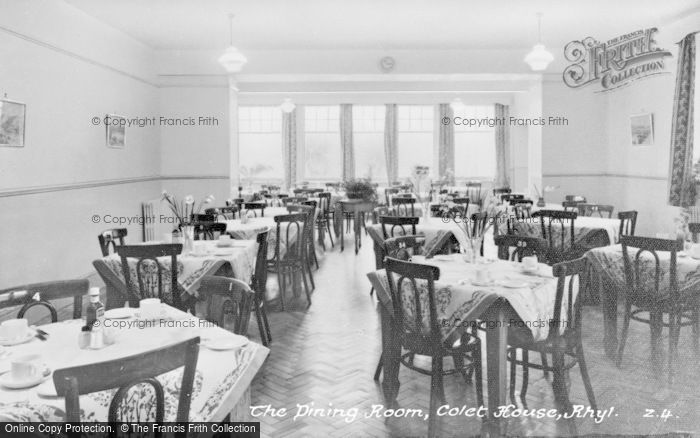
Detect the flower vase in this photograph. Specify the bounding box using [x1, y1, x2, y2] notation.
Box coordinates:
[536, 197, 546, 207]
[181, 225, 195, 254]
[423, 202, 431, 220]
[461, 237, 483, 263]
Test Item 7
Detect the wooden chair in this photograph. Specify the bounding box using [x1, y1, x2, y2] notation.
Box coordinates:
[576, 203, 614, 218]
[194, 222, 226, 240]
[565, 195, 587, 202]
[190, 213, 215, 223]
[316, 192, 335, 250]
[451, 197, 470, 217]
[507, 257, 597, 413]
[54, 337, 199, 422]
[391, 197, 416, 217]
[242, 202, 266, 217]
[493, 187, 512, 196]
[618, 236, 697, 383]
[383, 236, 425, 260]
[116, 244, 185, 310]
[384, 187, 400, 206]
[618, 210, 638, 237]
[198, 276, 254, 336]
[465, 182, 482, 207]
[501, 193, 524, 203]
[384, 257, 483, 437]
[561, 201, 582, 211]
[0, 280, 89, 323]
[281, 196, 308, 206]
[379, 216, 419, 239]
[205, 206, 238, 221]
[250, 231, 272, 346]
[532, 210, 577, 264]
[494, 235, 549, 263]
[302, 200, 320, 270]
[267, 213, 310, 310]
[98, 229, 128, 256]
[288, 203, 318, 289]
[511, 201, 533, 220]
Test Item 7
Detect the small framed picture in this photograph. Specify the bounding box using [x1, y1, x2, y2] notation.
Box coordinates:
[0, 99, 26, 147]
[630, 113, 653, 146]
[105, 114, 126, 148]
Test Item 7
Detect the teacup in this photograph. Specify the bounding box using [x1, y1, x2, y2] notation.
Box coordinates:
[0, 319, 29, 341]
[11, 354, 43, 381]
[522, 256, 538, 272]
[139, 298, 161, 319]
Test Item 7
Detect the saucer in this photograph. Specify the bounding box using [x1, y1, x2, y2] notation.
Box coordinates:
[202, 335, 248, 351]
[468, 279, 493, 287]
[497, 279, 529, 289]
[0, 367, 51, 389]
[0, 331, 35, 347]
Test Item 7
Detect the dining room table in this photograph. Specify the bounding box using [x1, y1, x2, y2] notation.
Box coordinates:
[367, 215, 475, 256]
[367, 253, 574, 435]
[93, 239, 258, 309]
[0, 304, 269, 422]
[220, 216, 300, 261]
[585, 243, 700, 359]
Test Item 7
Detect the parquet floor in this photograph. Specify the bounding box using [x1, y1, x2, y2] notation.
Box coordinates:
[247, 238, 700, 437]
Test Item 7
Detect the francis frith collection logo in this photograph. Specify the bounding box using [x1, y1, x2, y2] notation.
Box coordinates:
[563, 28, 672, 92]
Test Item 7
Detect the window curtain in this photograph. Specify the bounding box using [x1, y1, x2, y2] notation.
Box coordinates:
[438, 104, 455, 183]
[384, 104, 399, 184]
[282, 108, 297, 190]
[340, 104, 355, 180]
[668, 33, 696, 207]
[494, 103, 511, 188]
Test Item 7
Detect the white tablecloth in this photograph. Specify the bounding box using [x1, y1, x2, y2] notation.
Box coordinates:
[0, 306, 268, 422]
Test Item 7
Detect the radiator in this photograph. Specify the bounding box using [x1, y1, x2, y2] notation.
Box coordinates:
[141, 199, 173, 242]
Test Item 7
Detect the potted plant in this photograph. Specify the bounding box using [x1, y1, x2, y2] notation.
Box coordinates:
[343, 178, 378, 202]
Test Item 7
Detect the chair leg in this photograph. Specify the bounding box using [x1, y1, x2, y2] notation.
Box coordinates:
[452, 354, 469, 383]
[254, 303, 269, 347]
[551, 350, 572, 413]
[540, 352, 550, 379]
[521, 349, 530, 403]
[668, 310, 681, 384]
[317, 224, 326, 251]
[428, 356, 443, 438]
[576, 341, 597, 412]
[474, 343, 484, 408]
[374, 354, 383, 381]
[300, 264, 312, 308]
[278, 264, 286, 311]
[509, 348, 517, 404]
[261, 301, 272, 343]
[616, 301, 633, 367]
[649, 310, 663, 375]
[326, 220, 335, 248]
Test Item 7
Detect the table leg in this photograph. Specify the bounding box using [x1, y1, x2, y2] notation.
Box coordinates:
[340, 207, 345, 252]
[600, 274, 618, 359]
[483, 305, 508, 437]
[354, 210, 362, 255]
[380, 303, 400, 408]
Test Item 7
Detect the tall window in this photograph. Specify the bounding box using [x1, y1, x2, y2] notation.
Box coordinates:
[353, 106, 386, 181]
[397, 105, 434, 178]
[239, 106, 283, 181]
[304, 106, 341, 180]
[454, 105, 496, 179]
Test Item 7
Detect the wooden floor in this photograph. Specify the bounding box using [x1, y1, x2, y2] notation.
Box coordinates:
[247, 237, 700, 437]
[15, 238, 700, 436]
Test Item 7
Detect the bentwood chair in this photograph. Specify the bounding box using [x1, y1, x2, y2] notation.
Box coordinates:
[316, 192, 335, 249]
[507, 257, 597, 413]
[618, 211, 638, 237]
[391, 197, 416, 217]
[532, 210, 577, 264]
[288, 203, 318, 289]
[199, 276, 254, 336]
[465, 182, 482, 207]
[576, 203, 614, 218]
[383, 235, 425, 261]
[561, 201, 582, 211]
[116, 244, 186, 310]
[243, 202, 266, 217]
[0, 280, 89, 323]
[301, 200, 320, 270]
[494, 235, 549, 263]
[194, 222, 226, 240]
[618, 236, 698, 383]
[267, 213, 310, 310]
[205, 206, 239, 221]
[98, 229, 128, 256]
[282, 197, 308, 206]
[379, 216, 419, 239]
[501, 194, 525, 203]
[54, 337, 199, 422]
[384, 187, 400, 206]
[384, 257, 483, 437]
[250, 231, 272, 346]
[451, 197, 470, 217]
[493, 187, 512, 197]
[190, 214, 215, 223]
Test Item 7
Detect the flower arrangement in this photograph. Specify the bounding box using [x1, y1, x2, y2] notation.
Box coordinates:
[408, 165, 431, 202]
[452, 191, 507, 262]
[161, 191, 215, 227]
[533, 184, 558, 207]
[343, 178, 378, 202]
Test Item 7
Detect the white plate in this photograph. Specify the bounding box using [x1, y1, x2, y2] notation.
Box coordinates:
[0, 331, 35, 347]
[202, 336, 248, 351]
[433, 255, 453, 261]
[497, 279, 529, 289]
[104, 307, 136, 319]
[520, 266, 539, 274]
[0, 367, 51, 389]
[468, 279, 493, 287]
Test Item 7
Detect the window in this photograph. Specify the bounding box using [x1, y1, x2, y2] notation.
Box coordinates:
[397, 105, 434, 178]
[304, 106, 341, 180]
[454, 105, 496, 179]
[353, 106, 386, 181]
[239, 107, 283, 181]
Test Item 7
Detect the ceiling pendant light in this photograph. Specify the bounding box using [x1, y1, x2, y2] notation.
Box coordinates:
[524, 13, 554, 71]
[218, 14, 247, 73]
[280, 98, 296, 113]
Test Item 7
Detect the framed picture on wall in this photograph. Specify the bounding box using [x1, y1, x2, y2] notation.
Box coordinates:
[630, 113, 653, 146]
[105, 114, 126, 148]
[0, 99, 26, 147]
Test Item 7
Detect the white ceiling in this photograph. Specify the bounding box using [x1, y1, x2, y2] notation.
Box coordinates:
[63, 0, 698, 51]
